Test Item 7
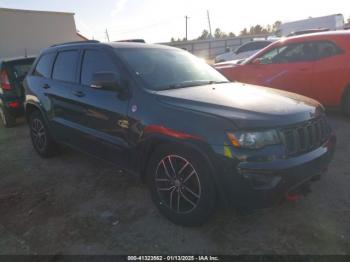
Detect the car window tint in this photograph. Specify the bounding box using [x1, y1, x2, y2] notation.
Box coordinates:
[259, 43, 315, 64]
[81, 50, 117, 86]
[237, 42, 270, 53]
[237, 43, 255, 53]
[7, 59, 35, 81]
[314, 41, 342, 59]
[52, 50, 79, 82]
[34, 53, 55, 78]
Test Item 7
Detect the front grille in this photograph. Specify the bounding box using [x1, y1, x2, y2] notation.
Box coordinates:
[281, 117, 331, 156]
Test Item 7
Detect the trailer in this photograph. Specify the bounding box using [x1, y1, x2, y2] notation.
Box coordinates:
[276, 14, 345, 36]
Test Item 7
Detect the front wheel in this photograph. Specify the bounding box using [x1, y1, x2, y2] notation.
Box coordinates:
[147, 144, 217, 226]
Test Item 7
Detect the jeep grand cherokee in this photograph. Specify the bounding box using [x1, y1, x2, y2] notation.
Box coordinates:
[23, 41, 336, 226]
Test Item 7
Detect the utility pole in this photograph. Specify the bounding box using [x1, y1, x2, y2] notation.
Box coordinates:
[105, 28, 110, 42]
[185, 15, 189, 41]
[207, 10, 212, 38]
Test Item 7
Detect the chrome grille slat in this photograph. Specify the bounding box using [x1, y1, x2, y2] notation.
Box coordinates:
[281, 117, 331, 156]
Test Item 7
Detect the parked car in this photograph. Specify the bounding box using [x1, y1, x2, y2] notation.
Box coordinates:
[215, 31, 350, 114]
[215, 40, 273, 63]
[24, 41, 336, 226]
[0, 56, 35, 127]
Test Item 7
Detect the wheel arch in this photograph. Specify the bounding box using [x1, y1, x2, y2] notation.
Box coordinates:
[25, 102, 46, 123]
[138, 135, 229, 207]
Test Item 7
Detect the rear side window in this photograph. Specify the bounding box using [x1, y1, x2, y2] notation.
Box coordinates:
[52, 50, 79, 83]
[313, 41, 342, 60]
[34, 53, 55, 78]
[80, 50, 117, 86]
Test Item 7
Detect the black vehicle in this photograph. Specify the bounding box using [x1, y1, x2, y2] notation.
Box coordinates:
[0, 56, 35, 127]
[24, 41, 336, 226]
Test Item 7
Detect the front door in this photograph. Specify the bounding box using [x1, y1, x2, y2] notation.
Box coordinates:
[65, 48, 129, 167]
[240, 42, 315, 97]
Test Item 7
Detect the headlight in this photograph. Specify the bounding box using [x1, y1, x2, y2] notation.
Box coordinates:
[227, 129, 281, 149]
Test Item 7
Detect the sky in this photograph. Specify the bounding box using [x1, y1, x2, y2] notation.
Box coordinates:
[0, 0, 349, 43]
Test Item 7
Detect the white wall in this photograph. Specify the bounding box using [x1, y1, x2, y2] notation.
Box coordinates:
[0, 8, 84, 59]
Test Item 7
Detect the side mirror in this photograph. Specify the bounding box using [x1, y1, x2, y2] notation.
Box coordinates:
[90, 72, 124, 92]
[225, 47, 231, 53]
[251, 58, 261, 65]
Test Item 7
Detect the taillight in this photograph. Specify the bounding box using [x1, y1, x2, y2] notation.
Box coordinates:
[8, 101, 20, 108]
[0, 70, 11, 90]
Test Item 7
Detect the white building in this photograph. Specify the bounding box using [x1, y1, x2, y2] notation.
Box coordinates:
[0, 8, 87, 59]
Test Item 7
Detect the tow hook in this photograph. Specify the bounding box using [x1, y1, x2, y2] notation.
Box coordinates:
[285, 182, 312, 202]
[286, 192, 301, 201]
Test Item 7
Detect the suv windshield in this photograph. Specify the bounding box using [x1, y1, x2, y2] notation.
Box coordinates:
[116, 48, 228, 91]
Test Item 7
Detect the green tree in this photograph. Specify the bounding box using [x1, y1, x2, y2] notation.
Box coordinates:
[214, 28, 225, 39]
[240, 28, 249, 36]
[197, 29, 210, 40]
[272, 21, 282, 32]
[228, 32, 236, 37]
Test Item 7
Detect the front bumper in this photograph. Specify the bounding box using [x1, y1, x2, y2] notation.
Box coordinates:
[211, 133, 336, 209]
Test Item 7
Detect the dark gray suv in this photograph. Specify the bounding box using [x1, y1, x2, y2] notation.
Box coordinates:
[24, 40, 336, 226]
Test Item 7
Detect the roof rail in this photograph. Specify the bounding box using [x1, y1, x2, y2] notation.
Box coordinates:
[50, 40, 100, 47]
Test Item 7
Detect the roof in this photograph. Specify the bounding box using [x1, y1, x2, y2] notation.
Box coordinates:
[285, 30, 350, 41]
[0, 7, 74, 16]
[48, 41, 177, 51]
[106, 42, 177, 50]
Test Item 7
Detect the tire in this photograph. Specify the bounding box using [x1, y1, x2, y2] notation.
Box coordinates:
[29, 110, 59, 158]
[342, 89, 350, 116]
[147, 144, 217, 226]
[0, 106, 16, 128]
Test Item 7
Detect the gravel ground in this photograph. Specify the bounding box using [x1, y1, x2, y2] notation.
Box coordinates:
[0, 113, 349, 255]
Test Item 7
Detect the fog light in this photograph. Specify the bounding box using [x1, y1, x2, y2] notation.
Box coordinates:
[242, 172, 282, 190]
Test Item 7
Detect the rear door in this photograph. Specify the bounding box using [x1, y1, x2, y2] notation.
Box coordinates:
[239, 42, 315, 97]
[47, 49, 82, 141]
[64, 47, 130, 167]
[7, 58, 35, 100]
[310, 40, 348, 106]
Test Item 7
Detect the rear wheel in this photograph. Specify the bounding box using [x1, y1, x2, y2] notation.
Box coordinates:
[147, 144, 217, 226]
[0, 106, 16, 128]
[29, 110, 59, 157]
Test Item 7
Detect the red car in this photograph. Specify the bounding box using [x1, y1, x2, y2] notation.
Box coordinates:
[215, 31, 350, 114]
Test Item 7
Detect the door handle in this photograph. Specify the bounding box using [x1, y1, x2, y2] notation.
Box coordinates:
[42, 84, 50, 89]
[72, 90, 85, 97]
[299, 68, 309, 71]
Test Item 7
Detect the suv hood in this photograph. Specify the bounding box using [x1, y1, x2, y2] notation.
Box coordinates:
[155, 82, 324, 129]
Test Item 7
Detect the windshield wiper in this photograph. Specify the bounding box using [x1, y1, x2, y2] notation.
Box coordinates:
[160, 80, 229, 90]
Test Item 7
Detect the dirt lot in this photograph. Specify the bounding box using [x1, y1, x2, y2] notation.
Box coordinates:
[0, 113, 349, 255]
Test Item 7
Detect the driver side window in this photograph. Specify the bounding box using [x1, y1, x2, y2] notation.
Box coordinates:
[81, 50, 119, 86]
